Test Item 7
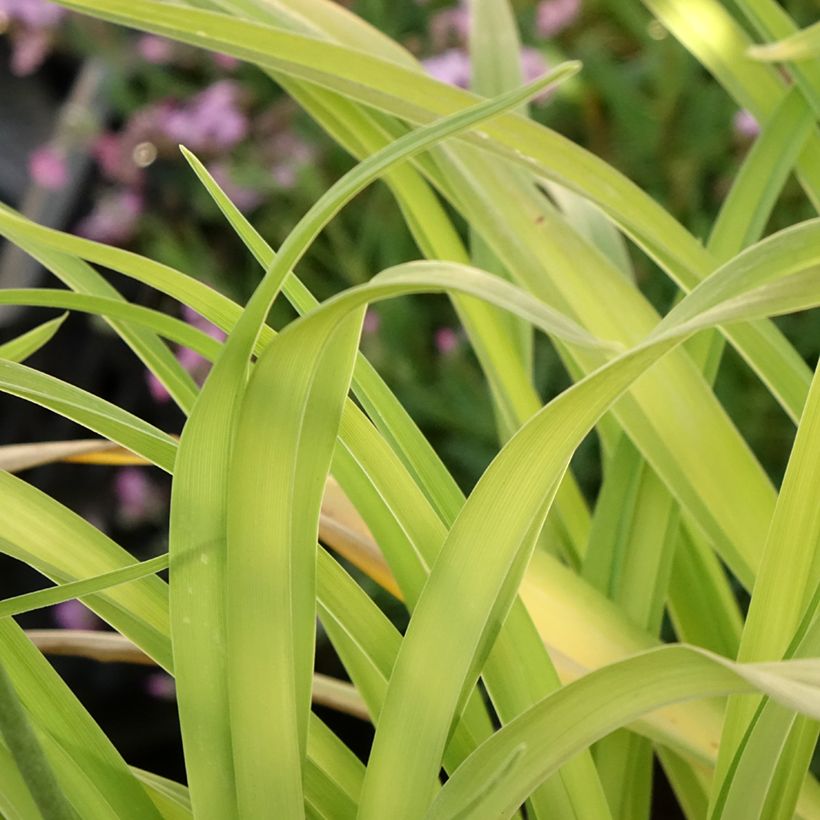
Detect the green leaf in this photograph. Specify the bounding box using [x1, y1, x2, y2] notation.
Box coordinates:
[0, 470, 172, 670]
[51, 0, 815, 421]
[0, 359, 176, 472]
[18, 0, 817, 605]
[641, 0, 820, 197]
[0, 314, 66, 363]
[0, 621, 162, 818]
[0, 289, 221, 360]
[0, 554, 169, 620]
[356, 222, 820, 817]
[1, 212, 199, 413]
[0, 660, 76, 820]
[428, 645, 820, 819]
[163, 65, 590, 818]
[711, 354, 820, 815]
[748, 21, 820, 62]
[225, 307, 364, 815]
[0, 739, 45, 820]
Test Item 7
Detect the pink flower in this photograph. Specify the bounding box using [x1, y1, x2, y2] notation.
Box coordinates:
[520, 48, 555, 104]
[160, 81, 248, 153]
[136, 34, 174, 65]
[0, 0, 65, 28]
[422, 49, 471, 89]
[207, 162, 262, 213]
[269, 131, 316, 190]
[9, 27, 50, 75]
[535, 0, 581, 38]
[180, 305, 226, 342]
[146, 371, 170, 403]
[74, 188, 143, 245]
[0, 0, 66, 75]
[363, 309, 381, 335]
[28, 145, 68, 189]
[271, 164, 297, 189]
[430, 3, 470, 49]
[146, 305, 225, 402]
[423, 47, 551, 101]
[52, 600, 101, 631]
[145, 672, 176, 700]
[212, 52, 240, 71]
[114, 468, 155, 522]
[91, 132, 144, 186]
[733, 109, 760, 140]
[435, 327, 460, 355]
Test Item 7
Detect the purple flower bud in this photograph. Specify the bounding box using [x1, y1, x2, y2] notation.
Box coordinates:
[535, 0, 581, 39]
[28, 145, 68, 190]
[52, 599, 101, 631]
[422, 49, 471, 89]
[145, 672, 176, 701]
[733, 109, 760, 140]
[136, 34, 174, 65]
[435, 327, 460, 355]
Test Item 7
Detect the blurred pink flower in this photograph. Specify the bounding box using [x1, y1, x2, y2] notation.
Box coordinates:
[269, 131, 316, 190]
[520, 47, 554, 104]
[212, 52, 240, 71]
[52, 599, 101, 631]
[147, 306, 225, 402]
[1, 0, 66, 75]
[422, 49, 471, 89]
[9, 27, 50, 75]
[74, 188, 143, 245]
[136, 34, 174, 65]
[207, 162, 263, 213]
[0, 0, 65, 27]
[430, 3, 470, 49]
[91, 132, 144, 186]
[114, 468, 156, 522]
[160, 80, 248, 153]
[733, 109, 760, 140]
[435, 327, 460, 355]
[423, 47, 551, 100]
[363, 309, 381, 335]
[521, 48, 548, 81]
[146, 371, 170, 403]
[28, 145, 68, 189]
[181, 304, 226, 342]
[145, 671, 176, 701]
[272, 165, 297, 189]
[535, 0, 581, 38]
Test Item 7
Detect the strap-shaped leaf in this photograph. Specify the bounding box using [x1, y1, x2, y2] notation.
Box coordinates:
[164, 64, 588, 818]
[356, 223, 820, 817]
[428, 644, 820, 819]
[0, 315, 66, 364]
